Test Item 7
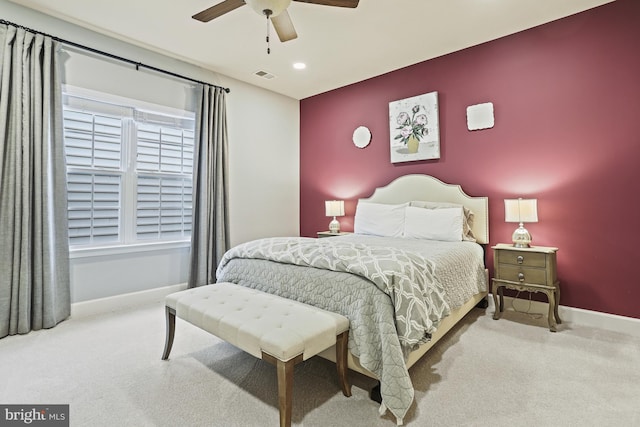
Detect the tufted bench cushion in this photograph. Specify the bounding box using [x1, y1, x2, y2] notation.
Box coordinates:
[161, 282, 351, 427]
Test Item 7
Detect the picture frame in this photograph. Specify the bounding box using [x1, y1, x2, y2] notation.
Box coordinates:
[389, 91, 440, 163]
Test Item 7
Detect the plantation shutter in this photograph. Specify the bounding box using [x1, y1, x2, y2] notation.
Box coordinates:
[135, 113, 194, 241]
[63, 103, 125, 246]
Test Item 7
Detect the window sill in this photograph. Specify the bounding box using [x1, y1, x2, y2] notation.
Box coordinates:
[69, 240, 190, 259]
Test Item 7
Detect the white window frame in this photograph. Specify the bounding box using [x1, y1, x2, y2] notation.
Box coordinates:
[63, 85, 196, 258]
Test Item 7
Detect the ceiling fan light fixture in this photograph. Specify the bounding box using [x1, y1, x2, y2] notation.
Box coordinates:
[246, 0, 292, 17]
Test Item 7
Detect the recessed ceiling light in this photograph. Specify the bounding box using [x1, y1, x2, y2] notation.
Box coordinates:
[293, 62, 306, 70]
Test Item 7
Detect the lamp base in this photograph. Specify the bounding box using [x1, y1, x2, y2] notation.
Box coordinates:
[329, 217, 340, 234]
[512, 224, 532, 248]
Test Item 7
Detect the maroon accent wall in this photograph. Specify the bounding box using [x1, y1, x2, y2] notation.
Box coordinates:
[300, 0, 640, 319]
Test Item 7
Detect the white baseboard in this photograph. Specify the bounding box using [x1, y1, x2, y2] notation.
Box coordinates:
[71, 283, 188, 318]
[487, 294, 640, 339]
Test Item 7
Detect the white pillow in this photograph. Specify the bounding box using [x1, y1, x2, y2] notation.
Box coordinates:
[409, 201, 476, 242]
[403, 206, 464, 242]
[354, 202, 407, 237]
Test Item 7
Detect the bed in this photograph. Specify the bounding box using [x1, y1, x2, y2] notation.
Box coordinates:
[215, 174, 489, 425]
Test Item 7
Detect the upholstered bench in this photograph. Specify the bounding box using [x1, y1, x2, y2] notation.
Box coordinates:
[161, 282, 351, 427]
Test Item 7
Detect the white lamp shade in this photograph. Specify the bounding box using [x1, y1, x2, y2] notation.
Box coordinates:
[325, 200, 345, 217]
[504, 198, 538, 223]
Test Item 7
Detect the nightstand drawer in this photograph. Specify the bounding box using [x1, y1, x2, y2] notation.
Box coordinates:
[498, 265, 547, 285]
[496, 250, 546, 267]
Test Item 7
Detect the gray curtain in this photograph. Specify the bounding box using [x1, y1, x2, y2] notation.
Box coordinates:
[0, 25, 71, 338]
[188, 85, 229, 287]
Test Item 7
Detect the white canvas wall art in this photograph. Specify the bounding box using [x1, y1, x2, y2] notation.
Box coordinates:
[389, 91, 440, 163]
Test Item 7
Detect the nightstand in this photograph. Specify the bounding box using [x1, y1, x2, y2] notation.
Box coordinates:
[492, 244, 561, 332]
[317, 231, 352, 238]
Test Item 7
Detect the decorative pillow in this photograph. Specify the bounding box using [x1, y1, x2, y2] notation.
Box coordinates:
[354, 202, 408, 237]
[403, 206, 464, 242]
[409, 201, 476, 242]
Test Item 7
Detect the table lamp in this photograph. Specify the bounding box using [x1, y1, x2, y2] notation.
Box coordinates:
[504, 198, 538, 248]
[325, 200, 345, 234]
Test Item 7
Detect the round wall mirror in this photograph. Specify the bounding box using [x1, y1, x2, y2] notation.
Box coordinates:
[352, 126, 371, 148]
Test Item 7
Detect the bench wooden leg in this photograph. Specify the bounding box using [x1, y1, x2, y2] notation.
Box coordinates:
[263, 353, 303, 427]
[336, 331, 351, 397]
[162, 307, 176, 360]
[276, 357, 295, 427]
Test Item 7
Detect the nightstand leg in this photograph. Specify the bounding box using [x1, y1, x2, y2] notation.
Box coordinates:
[492, 282, 503, 320]
[546, 290, 558, 332]
[554, 286, 562, 324]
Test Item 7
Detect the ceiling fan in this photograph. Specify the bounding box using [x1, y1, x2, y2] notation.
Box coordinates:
[193, 0, 360, 45]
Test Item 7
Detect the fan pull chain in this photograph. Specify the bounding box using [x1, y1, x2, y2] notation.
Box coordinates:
[265, 13, 271, 54]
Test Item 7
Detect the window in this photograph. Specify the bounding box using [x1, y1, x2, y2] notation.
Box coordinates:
[63, 92, 195, 248]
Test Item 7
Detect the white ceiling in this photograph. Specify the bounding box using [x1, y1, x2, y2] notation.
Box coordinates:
[8, 0, 613, 100]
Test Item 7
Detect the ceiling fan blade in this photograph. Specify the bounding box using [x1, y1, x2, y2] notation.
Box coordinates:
[192, 0, 246, 22]
[272, 10, 298, 42]
[293, 0, 359, 8]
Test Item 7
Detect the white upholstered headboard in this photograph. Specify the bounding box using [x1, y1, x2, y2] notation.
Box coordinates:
[360, 174, 489, 244]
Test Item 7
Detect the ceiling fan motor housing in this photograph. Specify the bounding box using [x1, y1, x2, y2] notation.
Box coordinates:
[246, 0, 292, 17]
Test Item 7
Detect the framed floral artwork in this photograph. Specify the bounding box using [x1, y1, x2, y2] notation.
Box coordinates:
[389, 91, 440, 163]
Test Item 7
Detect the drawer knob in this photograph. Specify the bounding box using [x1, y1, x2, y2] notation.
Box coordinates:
[518, 272, 525, 281]
[517, 256, 524, 264]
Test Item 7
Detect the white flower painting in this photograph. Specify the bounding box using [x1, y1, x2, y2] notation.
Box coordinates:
[389, 91, 440, 163]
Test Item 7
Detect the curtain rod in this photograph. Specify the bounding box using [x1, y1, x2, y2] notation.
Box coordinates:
[0, 19, 230, 93]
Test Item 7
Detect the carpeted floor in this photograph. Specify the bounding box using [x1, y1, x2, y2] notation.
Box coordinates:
[1, 301, 638, 427]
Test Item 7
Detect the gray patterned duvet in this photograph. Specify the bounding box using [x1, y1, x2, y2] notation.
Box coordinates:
[216, 235, 486, 424]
